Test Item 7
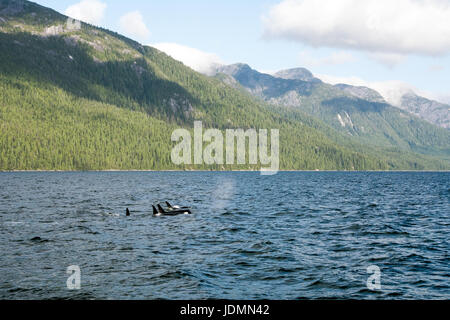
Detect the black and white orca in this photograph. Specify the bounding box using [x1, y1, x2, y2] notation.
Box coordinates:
[126, 208, 131, 216]
[165, 201, 190, 211]
[154, 204, 191, 216]
[152, 205, 161, 216]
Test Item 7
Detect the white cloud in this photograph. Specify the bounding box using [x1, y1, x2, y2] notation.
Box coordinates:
[65, 0, 106, 25]
[299, 50, 355, 67]
[119, 11, 150, 40]
[151, 43, 224, 75]
[367, 52, 407, 68]
[438, 95, 450, 105]
[263, 0, 450, 56]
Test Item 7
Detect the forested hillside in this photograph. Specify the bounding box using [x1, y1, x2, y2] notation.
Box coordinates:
[0, 0, 448, 170]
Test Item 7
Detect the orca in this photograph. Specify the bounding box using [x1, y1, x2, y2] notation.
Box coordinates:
[157, 204, 191, 216]
[126, 208, 131, 216]
[165, 201, 190, 210]
[152, 205, 161, 216]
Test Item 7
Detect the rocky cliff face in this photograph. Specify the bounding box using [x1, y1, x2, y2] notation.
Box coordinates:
[215, 63, 319, 100]
[334, 84, 386, 104]
[400, 93, 450, 129]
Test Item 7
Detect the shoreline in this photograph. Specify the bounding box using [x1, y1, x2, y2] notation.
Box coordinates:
[1, 169, 449, 173]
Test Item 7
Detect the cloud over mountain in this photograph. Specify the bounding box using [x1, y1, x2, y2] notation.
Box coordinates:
[151, 43, 223, 75]
[65, 0, 106, 25]
[119, 11, 150, 39]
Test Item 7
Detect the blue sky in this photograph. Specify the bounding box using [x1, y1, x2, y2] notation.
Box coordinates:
[34, 0, 450, 105]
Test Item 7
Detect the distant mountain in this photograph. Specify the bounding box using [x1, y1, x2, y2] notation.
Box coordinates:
[399, 93, 450, 129]
[215, 64, 450, 159]
[274, 68, 386, 104]
[0, 0, 449, 170]
[333, 83, 386, 104]
[215, 64, 320, 102]
[263, 67, 449, 130]
[273, 67, 321, 83]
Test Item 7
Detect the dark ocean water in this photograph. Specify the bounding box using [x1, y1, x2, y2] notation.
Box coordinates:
[0, 171, 448, 300]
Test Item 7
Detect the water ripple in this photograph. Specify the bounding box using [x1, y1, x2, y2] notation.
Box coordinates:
[0, 171, 448, 299]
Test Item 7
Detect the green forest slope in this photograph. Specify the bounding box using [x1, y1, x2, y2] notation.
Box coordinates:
[0, 0, 448, 170]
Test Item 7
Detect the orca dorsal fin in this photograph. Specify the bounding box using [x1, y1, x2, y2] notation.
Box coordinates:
[165, 201, 173, 209]
[157, 204, 166, 214]
[152, 205, 158, 215]
[126, 208, 130, 216]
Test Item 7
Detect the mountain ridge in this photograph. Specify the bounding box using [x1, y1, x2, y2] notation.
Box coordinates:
[241, 65, 449, 130]
[214, 63, 449, 158]
[274, 67, 322, 83]
[399, 92, 450, 129]
[0, 0, 449, 170]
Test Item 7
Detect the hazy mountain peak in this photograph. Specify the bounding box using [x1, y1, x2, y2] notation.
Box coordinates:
[401, 91, 419, 99]
[214, 62, 321, 101]
[215, 63, 252, 76]
[273, 67, 319, 82]
[334, 83, 386, 103]
[400, 92, 450, 129]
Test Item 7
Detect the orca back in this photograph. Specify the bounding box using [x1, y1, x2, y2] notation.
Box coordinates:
[165, 201, 174, 209]
[157, 204, 166, 214]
